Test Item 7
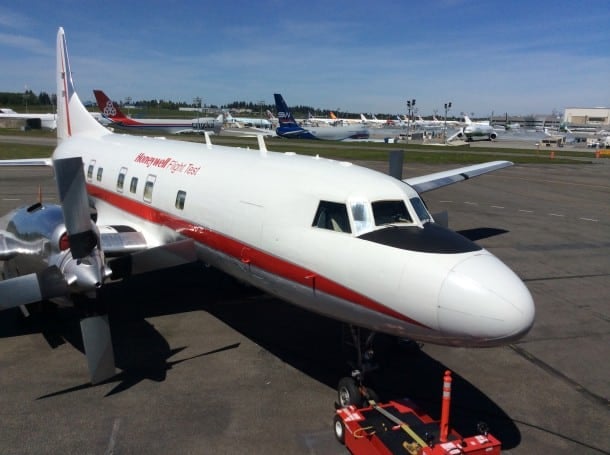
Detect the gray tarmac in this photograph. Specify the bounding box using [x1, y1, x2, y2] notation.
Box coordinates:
[0, 158, 608, 454]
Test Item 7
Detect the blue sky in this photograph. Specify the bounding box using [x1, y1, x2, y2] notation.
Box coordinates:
[1, 0, 609, 117]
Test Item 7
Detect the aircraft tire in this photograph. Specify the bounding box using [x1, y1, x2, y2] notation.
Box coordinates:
[337, 377, 360, 407]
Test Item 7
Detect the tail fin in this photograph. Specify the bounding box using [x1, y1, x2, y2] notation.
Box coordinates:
[330, 112, 338, 120]
[360, 113, 367, 122]
[273, 94, 297, 125]
[56, 28, 108, 141]
[463, 115, 473, 125]
[93, 90, 127, 120]
[265, 109, 277, 121]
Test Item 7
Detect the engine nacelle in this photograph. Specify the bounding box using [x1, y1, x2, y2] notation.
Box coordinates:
[1, 204, 65, 277]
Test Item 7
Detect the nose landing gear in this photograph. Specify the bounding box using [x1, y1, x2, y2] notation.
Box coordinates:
[337, 325, 380, 407]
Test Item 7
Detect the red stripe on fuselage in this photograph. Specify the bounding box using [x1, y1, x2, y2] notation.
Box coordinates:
[86, 183, 428, 328]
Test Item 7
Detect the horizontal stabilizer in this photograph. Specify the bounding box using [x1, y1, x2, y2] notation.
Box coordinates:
[0, 158, 53, 167]
[405, 161, 513, 193]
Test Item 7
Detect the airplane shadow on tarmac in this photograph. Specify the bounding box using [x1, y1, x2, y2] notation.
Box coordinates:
[0, 261, 521, 449]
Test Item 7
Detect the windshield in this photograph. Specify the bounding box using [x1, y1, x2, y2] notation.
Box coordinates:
[372, 200, 412, 225]
[410, 197, 431, 223]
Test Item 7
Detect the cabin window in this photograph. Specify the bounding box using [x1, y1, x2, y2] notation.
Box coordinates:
[143, 174, 156, 203]
[96, 167, 103, 182]
[175, 190, 186, 210]
[87, 160, 96, 181]
[312, 201, 352, 233]
[130, 177, 138, 194]
[116, 167, 127, 193]
[372, 200, 412, 225]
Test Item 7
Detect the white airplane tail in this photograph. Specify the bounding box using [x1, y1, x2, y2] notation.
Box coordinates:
[463, 115, 473, 125]
[56, 28, 108, 141]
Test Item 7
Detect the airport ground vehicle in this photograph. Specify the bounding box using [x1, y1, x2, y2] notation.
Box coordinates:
[333, 371, 501, 455]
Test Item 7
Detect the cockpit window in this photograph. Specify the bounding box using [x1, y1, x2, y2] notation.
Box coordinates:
[350, 200, 373, 235]
[410, 197, 431, 223]
[312, 201, 352, 233]
[372, 200, 412, 225]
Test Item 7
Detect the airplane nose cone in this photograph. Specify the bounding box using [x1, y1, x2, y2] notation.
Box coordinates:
[438, 253, 535, 345]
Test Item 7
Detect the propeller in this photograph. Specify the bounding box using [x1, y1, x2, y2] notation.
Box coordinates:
[53, 157, 115, 383]
[0, 157, 115, 383]
[1, 157, 198, 384]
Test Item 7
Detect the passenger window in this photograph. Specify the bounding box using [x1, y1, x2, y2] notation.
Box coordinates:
[143, 174, 156, 203]
[96, 167, 103, 182]
[116, 167, 127, 193]
[175, 190, 186, 210]
[372, 200, 412, 225]
[130, 177, 138, 194]
[312, 201, 352, 233]
[87, 160, 96, 181]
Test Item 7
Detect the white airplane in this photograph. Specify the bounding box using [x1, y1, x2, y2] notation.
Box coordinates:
[223, 112, 272, 129]
[0, 29, 534, 397]
[0, 107, 57, 130]
[449, 115, 498, 142]
[306, 112, 338, 126]
[360, 114, 390, 127]
[94, 90, 221, 134]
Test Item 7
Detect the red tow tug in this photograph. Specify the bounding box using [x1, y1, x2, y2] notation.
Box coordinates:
[333, 370, 501, 455]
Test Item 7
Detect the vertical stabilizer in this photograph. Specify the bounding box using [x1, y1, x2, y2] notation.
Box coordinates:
[273, 93, 297, 125]
[93, 90, 128, 120]
[56, 28, 108, 141]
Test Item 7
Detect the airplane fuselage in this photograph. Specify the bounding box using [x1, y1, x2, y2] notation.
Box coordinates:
[50, 133, 533, 347]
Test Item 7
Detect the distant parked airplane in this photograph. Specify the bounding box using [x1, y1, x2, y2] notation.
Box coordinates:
[93, 90, 220, 134]
[275, 94, 369, 140]
[0, 108, 57, 130]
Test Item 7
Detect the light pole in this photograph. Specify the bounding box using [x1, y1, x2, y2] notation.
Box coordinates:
[444, 102, 452, 143]
[406, 99, 416, 144]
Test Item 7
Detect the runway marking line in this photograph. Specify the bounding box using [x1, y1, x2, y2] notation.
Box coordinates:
[549, 213, 565, 217]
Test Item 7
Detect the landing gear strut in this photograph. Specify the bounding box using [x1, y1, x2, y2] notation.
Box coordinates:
[337, 325, 380, 407]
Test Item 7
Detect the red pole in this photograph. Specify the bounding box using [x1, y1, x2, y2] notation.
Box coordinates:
[440, 370, 452, 442]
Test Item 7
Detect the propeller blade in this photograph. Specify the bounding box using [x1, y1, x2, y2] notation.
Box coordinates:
[0, 266, 68, 310]
[80, 314, 116, 384]
[53, 157, 97, 259]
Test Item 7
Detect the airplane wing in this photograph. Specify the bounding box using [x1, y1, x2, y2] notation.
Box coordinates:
[404, 160, 512, 194]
